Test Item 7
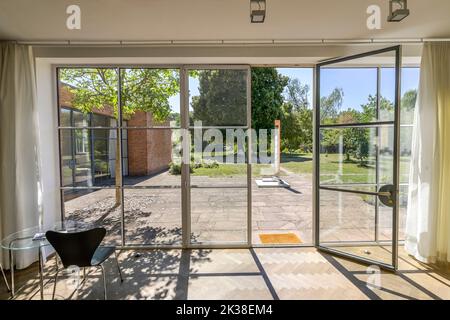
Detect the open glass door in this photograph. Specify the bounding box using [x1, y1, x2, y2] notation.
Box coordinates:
[315, 46, 402, 270]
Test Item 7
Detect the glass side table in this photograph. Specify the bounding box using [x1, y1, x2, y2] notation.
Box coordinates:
[0, 220, 92, 300]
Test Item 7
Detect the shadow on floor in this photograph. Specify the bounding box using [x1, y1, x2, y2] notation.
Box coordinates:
[1, 247, 449, 300]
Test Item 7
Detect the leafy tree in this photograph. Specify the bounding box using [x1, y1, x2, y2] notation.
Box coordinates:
[285, 78, 310, 111]
[60, 68, 180, 204]
[191, 69, 247, 126]
[401, 89, 418, 124]
[320, 88, 344, 122]
[191, 68, 289, 159]
[319, 88, 345, 154]
[339, 109, 360, 162]
[360, 94, 394, 122]
[401, 89, 418, 111]
[354, 128, 370, 166]
[281, 79, 313, 152]
[251, 68, 289, 131]
[61, 68, 179, 122]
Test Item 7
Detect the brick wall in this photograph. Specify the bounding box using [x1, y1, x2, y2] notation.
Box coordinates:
[59, 84, 173, 177]
[127, 111, 173, 176]
[59, 84, 115, 117]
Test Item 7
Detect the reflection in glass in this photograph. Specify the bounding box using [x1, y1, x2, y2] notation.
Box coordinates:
[60, 129, 126, 187]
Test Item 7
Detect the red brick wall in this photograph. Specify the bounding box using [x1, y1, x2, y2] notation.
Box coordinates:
[59, 83, 173, 176]
[59, 84, 115, 117]
[127, 111, 173, 176]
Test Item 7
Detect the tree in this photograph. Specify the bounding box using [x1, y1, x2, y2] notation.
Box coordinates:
[61, 68, 179, 121]
[281, 79, 313, 152]
[191, 69, 247, 126]
[251, 68, 289, 131]
[60, 68, 180, 205]
[320, 88, 344, 122]
[401, 89, 418, 111]
[319, 88, 345, 154]
[360, 94, 394, 122]
[285, 78, 310, 111]
[401, 89, 417, 124]
[190, 68, 288, 159]
[339, 109, 360, 161]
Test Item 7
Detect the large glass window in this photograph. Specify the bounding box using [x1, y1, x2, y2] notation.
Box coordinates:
[57, 65, 418, 248]
[58, 67, 180, 245]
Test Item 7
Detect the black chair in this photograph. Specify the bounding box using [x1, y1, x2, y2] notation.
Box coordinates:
[46, 227, 123, 300]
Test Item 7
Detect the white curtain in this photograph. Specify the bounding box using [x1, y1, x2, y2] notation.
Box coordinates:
[0, 42, 43, 269]
[406, 42, 450, 265]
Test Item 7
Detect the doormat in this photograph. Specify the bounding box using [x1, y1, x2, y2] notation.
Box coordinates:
[259, 233, 302, 244]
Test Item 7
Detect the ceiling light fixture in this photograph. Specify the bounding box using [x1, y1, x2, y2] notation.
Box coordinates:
[250, 0, 266, 23]
[387, 0, 410, 22]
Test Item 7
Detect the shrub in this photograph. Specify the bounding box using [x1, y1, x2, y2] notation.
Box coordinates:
[202, 160, 219, 169]
[169, 162, 194, 175]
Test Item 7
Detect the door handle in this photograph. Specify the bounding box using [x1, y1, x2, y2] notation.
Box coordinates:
[378, 184, 396, 207]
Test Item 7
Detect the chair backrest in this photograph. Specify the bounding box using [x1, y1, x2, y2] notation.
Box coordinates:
[46, 228, 106, 268]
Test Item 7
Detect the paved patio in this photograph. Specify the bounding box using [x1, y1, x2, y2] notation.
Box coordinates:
[64, 170, 406, 246]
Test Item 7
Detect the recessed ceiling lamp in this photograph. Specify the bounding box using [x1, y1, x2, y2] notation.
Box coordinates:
[250, 0, 266, 23]
[387, 0, 410, 22]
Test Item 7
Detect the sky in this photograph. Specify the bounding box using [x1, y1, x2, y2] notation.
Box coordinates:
[167, 67, 420, 114]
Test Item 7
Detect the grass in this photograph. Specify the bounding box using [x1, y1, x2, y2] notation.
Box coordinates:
[281, 153, 411, 184]
[192, 163, 278, 177]
[190, 152, 411, 184]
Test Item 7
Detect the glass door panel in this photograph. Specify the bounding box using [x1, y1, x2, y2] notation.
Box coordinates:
[187, 67, 251, 245]
[316, 47, 401, 269]
[119, 68, 182, 245]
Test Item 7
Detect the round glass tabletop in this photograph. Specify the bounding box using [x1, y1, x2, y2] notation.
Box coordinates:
[0, 220, 94, 251]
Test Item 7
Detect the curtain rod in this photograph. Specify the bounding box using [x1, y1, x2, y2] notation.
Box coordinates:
[10, 38, 450, 46]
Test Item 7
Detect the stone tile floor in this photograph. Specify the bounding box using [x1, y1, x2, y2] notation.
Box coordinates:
[1, 247, 449, 300]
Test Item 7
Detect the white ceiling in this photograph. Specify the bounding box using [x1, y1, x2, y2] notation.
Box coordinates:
[0, 0, 449, 41]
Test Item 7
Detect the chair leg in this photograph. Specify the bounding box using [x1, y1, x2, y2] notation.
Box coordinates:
[114, 251, 123, 283]
[100, 265, 107, 300]
[52, 270, 60, 300]
[0, 263, 10, 292]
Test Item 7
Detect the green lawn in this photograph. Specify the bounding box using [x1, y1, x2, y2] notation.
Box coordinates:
[191, 163, 277, 177]
[281, 153, 411, 184]
[190, 152, 411, 184]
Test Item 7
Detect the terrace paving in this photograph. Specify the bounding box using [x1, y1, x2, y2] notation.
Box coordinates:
[64, 170, 406, 246]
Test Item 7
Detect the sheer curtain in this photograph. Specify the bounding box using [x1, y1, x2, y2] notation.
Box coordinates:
[0, 42, 43, 269]
[406, 42, 450, 265]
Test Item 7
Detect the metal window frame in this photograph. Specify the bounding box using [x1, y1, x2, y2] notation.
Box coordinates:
[56, 64, 253, 250]
[314, 45, 402, 271]
[54, 59, 412, 256]
[182, 65, 252, 249]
